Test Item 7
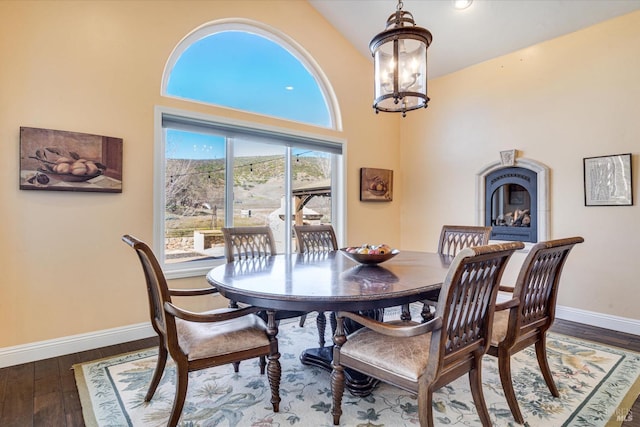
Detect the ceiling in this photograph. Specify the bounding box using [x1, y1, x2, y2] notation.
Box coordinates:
[308, 0, 640, 79]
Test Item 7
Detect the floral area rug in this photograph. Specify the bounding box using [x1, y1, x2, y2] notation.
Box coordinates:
[74, 312, 640, 427]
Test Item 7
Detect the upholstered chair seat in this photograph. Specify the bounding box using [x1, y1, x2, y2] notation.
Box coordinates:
[339, 327, 432, 382]
[176, 310, 270, 361]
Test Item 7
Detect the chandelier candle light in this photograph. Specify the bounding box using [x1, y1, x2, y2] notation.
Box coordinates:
[370, 0, 432, 117]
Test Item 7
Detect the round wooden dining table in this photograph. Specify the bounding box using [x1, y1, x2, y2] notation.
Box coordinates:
[206, 250, 452, 395]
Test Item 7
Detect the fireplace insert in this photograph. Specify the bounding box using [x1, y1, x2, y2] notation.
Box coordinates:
[485, 167, 537, 243]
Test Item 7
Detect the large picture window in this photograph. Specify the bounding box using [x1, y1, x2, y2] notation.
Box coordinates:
[156, 109, 344, 278]
[157, 21, 343, 277]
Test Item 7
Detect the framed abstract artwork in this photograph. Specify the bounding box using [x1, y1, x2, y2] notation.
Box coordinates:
[19, 127, 123, 193]
[583, 153, 632, 206]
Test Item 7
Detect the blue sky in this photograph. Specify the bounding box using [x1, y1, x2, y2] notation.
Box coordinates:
[166, 30, 331, 134]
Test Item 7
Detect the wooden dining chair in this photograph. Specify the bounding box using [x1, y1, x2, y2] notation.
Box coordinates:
[438, 225, 493, 256]
[122, 234, 281, 427]
[222, 226, 308, 322]
[330, 241, 524, 427]
[293, 224, 339, 347]
[487, 236, 584, 424]
[420, 224, 494, 321]
[294, 224, 338, 254]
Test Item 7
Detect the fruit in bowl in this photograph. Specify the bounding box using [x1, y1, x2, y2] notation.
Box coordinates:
[340, 244, 399, 264]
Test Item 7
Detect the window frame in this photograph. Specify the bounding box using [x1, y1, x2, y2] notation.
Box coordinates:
[154, 106, 346, 279]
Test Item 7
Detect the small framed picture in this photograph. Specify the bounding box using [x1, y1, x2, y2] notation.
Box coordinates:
[583, 153, 633, 206]
[19, 127, 123, 193]
[360, 167, 393, 202]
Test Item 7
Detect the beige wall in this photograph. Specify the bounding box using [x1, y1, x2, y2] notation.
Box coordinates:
[0, 1, 402, 348]
[1, 1, 638, 351]
[400, 11, 640, 320]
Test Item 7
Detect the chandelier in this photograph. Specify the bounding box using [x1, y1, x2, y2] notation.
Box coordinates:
[369, 0, 432, 117]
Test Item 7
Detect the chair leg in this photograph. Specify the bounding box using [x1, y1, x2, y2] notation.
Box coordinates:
[421, 301, 435, 322]
[400, 304, 412, 322]
[259, 356, 266, 374]
[331, 363, 345, 425]
[330, 312, 337, 336]
[299, 314, 307, 327]
[535, 338, 559, 397]
[469, 358, 492, 427]
[145, 344, 168, 402]
[232, 361, 240, 373]
[317, 312, 327, 347]
[264, 310, 281, 412]
[267, 353, 282, 412]
[498, 349, 525, 424]
[167, 362, 189, 427]
[417, 386, 435, 427]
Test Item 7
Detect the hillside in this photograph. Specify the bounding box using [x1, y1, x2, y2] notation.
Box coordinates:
[166, 155, 330, 213]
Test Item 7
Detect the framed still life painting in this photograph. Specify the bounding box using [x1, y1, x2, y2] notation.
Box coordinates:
[360, 167, 393, 202]
[19, 127, 123, 193]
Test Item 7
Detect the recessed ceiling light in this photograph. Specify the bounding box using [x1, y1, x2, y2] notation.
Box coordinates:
[453, 0, 473, 10]
[285, 86, 294, 91]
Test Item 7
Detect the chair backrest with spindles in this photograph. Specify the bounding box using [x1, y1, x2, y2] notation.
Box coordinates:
[293, 224, 338, 254]
[437, 225, 492, 257]
[122, 234, 176, 348]
[504, 236, 584, 345]
[427, 241, 523, 385]
[222, 226, 277, 262]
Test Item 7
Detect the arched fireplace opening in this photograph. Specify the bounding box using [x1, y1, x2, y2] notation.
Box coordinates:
[476, 153, 549, 244]
[485, 167, 537, 243]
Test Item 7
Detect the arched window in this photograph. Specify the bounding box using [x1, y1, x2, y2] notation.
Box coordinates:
[162, 20, 338, 129]
[156, 20, 344, 278]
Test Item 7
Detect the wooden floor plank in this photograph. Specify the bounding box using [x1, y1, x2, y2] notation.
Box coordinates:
[0, 363, 8, 419]
[33, 357, 65, 426]
[34, 391, 65, 427]
[0, 362, 34, 427]
[60, 350, 91, 427]
[34, 357, 61, 396]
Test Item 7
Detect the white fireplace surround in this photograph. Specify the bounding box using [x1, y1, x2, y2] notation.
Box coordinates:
[476, 157, 550, 244]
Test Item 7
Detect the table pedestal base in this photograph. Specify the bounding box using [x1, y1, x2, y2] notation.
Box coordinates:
[300, 346, 379, 397]
[299, 308, 384, 397]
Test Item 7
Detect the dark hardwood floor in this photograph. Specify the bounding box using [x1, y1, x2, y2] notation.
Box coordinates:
[0, 320, 638, 426]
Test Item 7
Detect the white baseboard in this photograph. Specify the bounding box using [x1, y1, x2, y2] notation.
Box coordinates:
[495, 293, 640, 336]
[1, 305, 639, 369]
[0, 322, 156, 368]
[555, 305, 640, 336]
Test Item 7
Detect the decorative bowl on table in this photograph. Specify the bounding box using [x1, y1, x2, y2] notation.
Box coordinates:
[339, 244, 399, 265]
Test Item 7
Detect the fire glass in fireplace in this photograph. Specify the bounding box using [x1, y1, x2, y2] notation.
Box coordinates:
[485, 167, 537, 243]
